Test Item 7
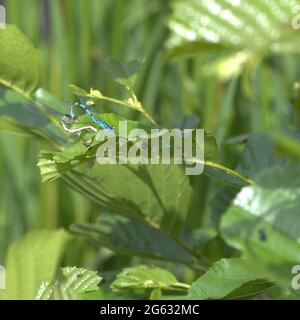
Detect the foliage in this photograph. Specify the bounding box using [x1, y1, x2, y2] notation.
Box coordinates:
[188, 258, 272, 300]
[221, 162, 300, 288]
[111, 265, 189, 292]
[1, 0, 300, 300]
[36, 266, 102, 300]
[0, 230, 71, 299]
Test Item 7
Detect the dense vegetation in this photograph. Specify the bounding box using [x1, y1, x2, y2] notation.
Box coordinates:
[0, 0, 300, 300]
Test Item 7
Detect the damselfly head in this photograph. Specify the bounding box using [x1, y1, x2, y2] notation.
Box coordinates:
[62, 113, 78, 124]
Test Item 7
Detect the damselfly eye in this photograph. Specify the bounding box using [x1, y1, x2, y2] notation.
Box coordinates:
[62, 114, 78, 123]
[62, 114, 73, 123]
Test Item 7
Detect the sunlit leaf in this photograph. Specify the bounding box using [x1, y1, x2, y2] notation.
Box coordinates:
[36, 267, 101, 300]
[168, 0, 300, 78]
[188, 258, 271, 299]
[221, 162, 300, 288]
[112, 265, 189, 291]
[0, 25, 43, 97]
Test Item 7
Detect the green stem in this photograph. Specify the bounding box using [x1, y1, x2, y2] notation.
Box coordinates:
[171, 283, 191, 290]
[92, 94, 159, 127]
[0, 79, 32, 100]
[202, 160, 253, 185]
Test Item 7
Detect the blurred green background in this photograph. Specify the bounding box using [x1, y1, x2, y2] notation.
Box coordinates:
[0, 0, 299, 272]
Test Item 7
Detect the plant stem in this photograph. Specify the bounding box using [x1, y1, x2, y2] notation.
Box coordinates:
[204, 160, 254, 185]
[92, 94, 159, 127]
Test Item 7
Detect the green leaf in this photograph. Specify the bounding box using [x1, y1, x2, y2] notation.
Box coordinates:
[0, 88, 48, 128]
[35, 267, 101, 300]
[205, 133, 289, 187]
[167, 1, 300, 77]
[0, 88, 63, 144]
[68, 84, 89, 97]
[165, 41, 226, 59]
[2, 229, 71, 300]
[71, 213, 193, 265]
[221, 162, 300, 288]
[34, 88, 66, 114]
[235, 134, 287, 179]
[188, 258, 270, 300]
[209, 133, 300, 226]
[210, 186, 238, 225]
[0, 25, 43, 98]
[105, 58, 144, 89]
[202, 235, 236, 265]
[84, 164, 193, 237]
[111, 265, 189, 291]
[38, 127, 217, 181]
[225, 279, 273, 300]
[39, 158, 195, 240]
[169, 0, 299, 53]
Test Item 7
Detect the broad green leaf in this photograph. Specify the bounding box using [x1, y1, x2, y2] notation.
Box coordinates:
[40, 153, 221, 251]
[0, 88, 48, 128]
[33, 88, 65, 114]
[210, 186, 238, 225]
[0, 25, 42, 98]
[71, 213, 193, 265]
[188, 258, 270, 300]
[201, 235, 236, 265]
[37, 128, 253, 246]
[225, 279, 273, 300]
[111, 266, 189, 291]
[72, 164, 193, 237]
[35, 267, 101, 300]
[167, 1, 300, 77]
[2, 229, 71, 300]
[39, 159, 196, 241]
[205, 133, 290, 187]
[37, 146, 99, 183]
[0, 116, 54, 142]
[235, 134, 287, 179]
[209, 133, 290, 224]
[221, 162, 300, 288]
[168, 0, 300, 54]
[38, 127, 217, 182]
